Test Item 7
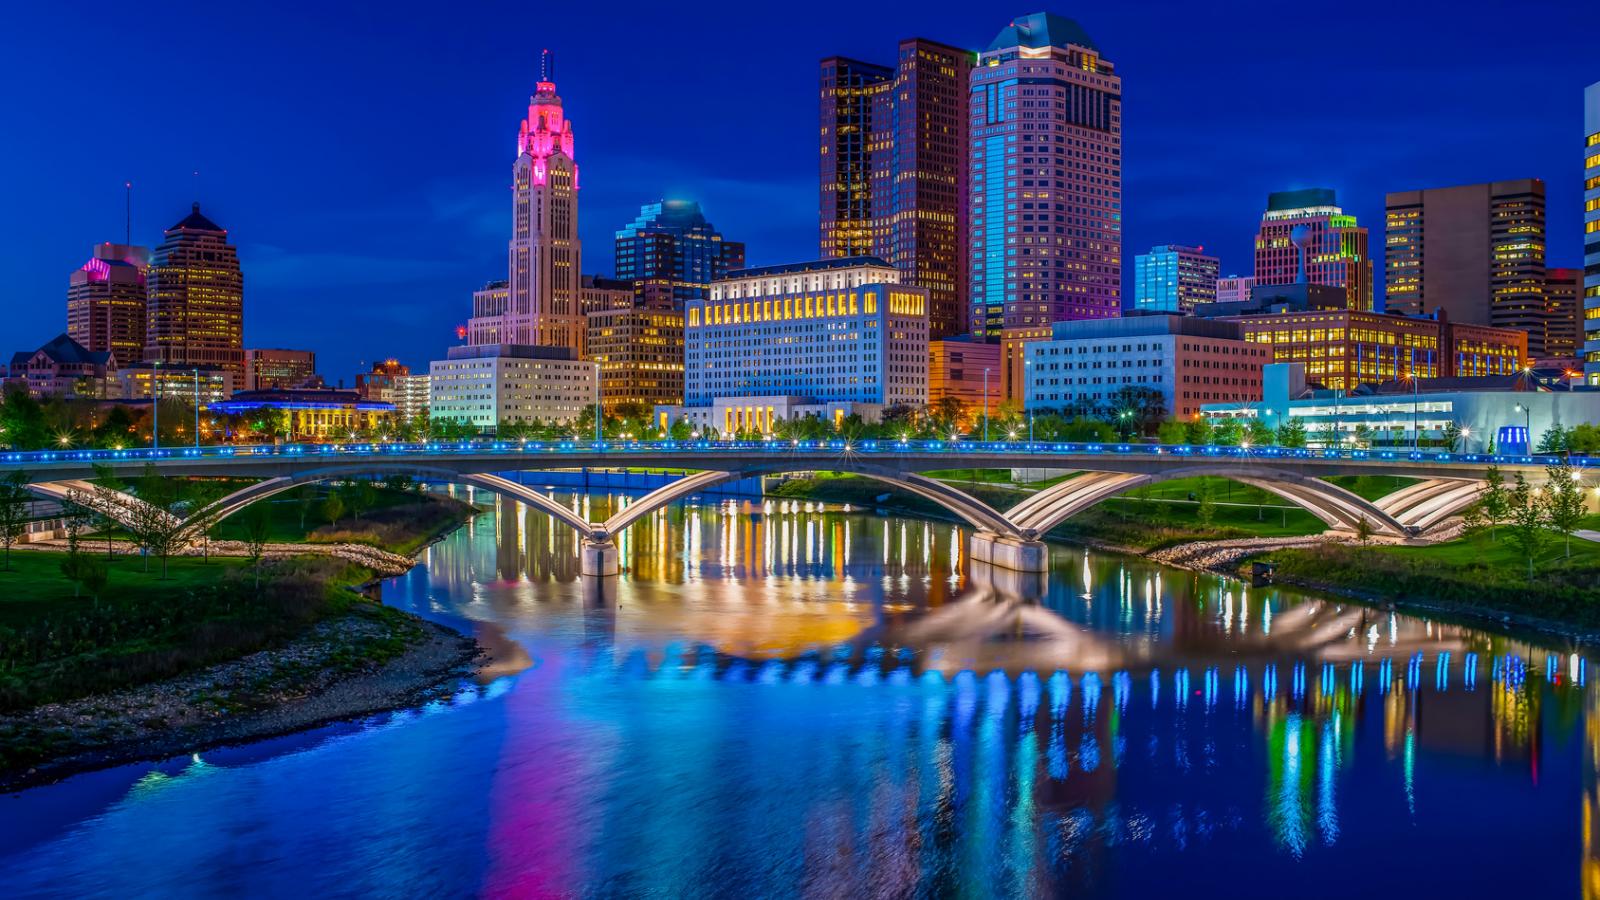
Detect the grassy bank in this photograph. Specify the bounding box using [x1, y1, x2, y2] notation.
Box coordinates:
[206, 486, 476, 555]
[0, 552, 415, 714]
[1265, 527, 1600, 628]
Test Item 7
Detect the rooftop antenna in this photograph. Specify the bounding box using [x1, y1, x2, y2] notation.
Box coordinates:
[540, 48, 554, 83]
[124, 181, 132, 244]
[192, 170, 200, 206]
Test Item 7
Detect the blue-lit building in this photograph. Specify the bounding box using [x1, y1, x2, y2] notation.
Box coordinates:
[1131, 244, 1218, 314]
[209, 388, 395, 442]
[614, 200, 744, 310]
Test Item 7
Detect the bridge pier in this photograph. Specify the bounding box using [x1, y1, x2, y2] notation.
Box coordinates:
[580, 539, 619, 578]
[968, 531, 1049, 574]
[966, 559, 1048, 602]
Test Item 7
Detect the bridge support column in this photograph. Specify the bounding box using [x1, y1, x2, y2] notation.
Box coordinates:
[580, 540, 619, 578]
[968, 531, 1048, 574]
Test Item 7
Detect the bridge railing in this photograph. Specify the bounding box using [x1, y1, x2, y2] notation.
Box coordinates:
[0, 439, 1589, 470]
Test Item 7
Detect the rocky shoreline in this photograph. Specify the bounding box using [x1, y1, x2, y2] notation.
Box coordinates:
[0, 613, 483, 792]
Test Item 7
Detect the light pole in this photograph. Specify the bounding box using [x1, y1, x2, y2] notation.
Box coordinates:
[982, 367, 991, 442]
[1514, 403, 1530, 452]
[1028, 412, 1034, 444]
[1403, 371, 1418, 450]
[593, 361, 602, 444]
[151, 361, 161, 450]
[193, 368, 201, 449]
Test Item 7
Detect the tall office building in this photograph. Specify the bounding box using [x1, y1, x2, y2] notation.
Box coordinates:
[615, 200, 744, 309]
[67, 242, 148, 359]
[1131, 244, 1217, 314]
[820, 38, 971, 338]
[970, 13, 1122, 337]
[1544, 267, 1582, 361]
[144, 203, 245, 385]
[1384, 180, 1549, 352]
[244, 348, 317, 390]
[1253, 188, 1372, 311]
[470, 50, 584, 354]
[1584, 82, 1600, 384]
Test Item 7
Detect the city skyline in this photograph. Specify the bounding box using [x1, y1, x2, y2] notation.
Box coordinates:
[2, 1, 1593, 380]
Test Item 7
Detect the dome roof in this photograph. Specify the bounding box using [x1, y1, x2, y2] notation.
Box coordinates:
[987, 12, 1097, 52]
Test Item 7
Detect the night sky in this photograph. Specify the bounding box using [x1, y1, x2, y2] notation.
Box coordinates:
[1, 0, 1592, 381]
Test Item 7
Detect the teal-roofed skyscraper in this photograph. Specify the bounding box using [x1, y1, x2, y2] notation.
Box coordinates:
[969, 12, 1122, 338]
[614, 200, 744, 309]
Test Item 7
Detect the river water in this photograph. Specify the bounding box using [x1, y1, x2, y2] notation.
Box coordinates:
[1, 490, 1594, 898]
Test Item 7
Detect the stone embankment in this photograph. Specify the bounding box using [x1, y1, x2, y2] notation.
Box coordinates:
[18, 538, 417, 577]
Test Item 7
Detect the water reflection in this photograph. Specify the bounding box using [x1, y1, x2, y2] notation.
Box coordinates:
[0, 491, 1594, 898]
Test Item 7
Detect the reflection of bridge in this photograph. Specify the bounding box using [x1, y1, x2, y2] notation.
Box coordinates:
[4, 439, 1578, 574]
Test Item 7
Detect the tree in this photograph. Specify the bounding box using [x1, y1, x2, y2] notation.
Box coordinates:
[57, 492, 105, 599]
[0, 470, 31, 570]
[124, 465, 183, 577]
[1354, 515, 1375, 546]
[1544, 460, 1588, 559]
[240, 502, 273, 590]
[1313, 422, 1341, 448]
[1506, 473, 1549, 580]
[1537, 425, 1571, 454]
[1246, 418, 1274, 448]
[1211, 419, 1244, 447]
[1157, 418, 1189, 445]
[1195, 478, 1216, 526]
[1480, 464, 1509, 542]
[1183, 417, 1214, 446]
[1442, 421, 1464, 453]
[1352, 424, 1373, 449]
[322, 492, 346, 528]
[1276, 417, 1308, 449]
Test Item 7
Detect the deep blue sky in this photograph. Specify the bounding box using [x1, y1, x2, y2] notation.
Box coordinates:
[1, 1, 1592, 381]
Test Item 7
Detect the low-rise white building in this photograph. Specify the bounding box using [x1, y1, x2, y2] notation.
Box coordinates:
[429, 344, 595, 432]
[656, 257, 928, 434]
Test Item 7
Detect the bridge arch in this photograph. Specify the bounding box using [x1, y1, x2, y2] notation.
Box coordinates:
[1004, 465, 1414, 538]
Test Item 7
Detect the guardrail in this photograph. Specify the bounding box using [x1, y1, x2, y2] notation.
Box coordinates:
[0, 439, 1588, 469]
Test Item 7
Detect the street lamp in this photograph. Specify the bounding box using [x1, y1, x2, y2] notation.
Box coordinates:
[1400, 371, 1419, 450]
[151, 360, 161, 450]
[592, 361, 602, 444]
[1514, 403, 1531, 452]
[1459, 426, 1471, 453]
[982, 367, 991, 442]
[192, 368, 201, 450]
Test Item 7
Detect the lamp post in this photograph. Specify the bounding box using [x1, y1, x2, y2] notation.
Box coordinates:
[1404, 372, 1418, 450]
[1028, 412, 1034, 444]
[593, 361, 602, 444]
[192, 368, 200, 449]
[1514, 403, 1530, 452]
[151, 361, 161, 450]
[982, 367, 991, 442]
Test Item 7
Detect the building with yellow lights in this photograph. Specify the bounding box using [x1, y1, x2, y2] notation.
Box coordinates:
[209, 388, 396, 442]
[586, 307, 684, 412]
[656, 257, 929, 434]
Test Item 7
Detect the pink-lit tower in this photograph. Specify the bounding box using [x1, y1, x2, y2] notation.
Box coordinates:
[473, 50, 584, 352]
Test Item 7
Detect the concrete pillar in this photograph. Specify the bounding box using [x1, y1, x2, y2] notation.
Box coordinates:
[967, 531, 1047, 573]
[580, 539, 619, 577]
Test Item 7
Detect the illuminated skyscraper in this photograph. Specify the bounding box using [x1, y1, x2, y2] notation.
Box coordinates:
[614, 200, 744, 309]
[67, 242, 148, 359]
[144, 203, 245, 385]
[1131, 244, 1217, 314]
[969, 12, 1122, 337]
[1584, 82, 1600, 384]
[1384, 179, 1548, 352]
[820, 38, 971, 338]
[1253, 188, 1372, 311]
[471, 50, 584, 354]
[1543, 267, 1582, 361]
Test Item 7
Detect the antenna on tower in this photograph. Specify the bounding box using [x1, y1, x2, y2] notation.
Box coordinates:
[540, 48, 554, 83]
[124, 181, 132, 244]
[192, 169, 200, 205]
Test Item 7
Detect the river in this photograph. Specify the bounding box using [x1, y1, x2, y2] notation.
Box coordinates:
[1, 489, 1593, 898]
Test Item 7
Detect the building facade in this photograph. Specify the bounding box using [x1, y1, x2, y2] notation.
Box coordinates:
[615, 200, 744, 309]
[929, 338, 1002, 418]
[1215, 275, 1255, 305]
[67, 243, 148, 359]
[1022, 316, 1267, 419]
[820, 39, 970, 339]
[469, 51, 585, 354]
[1253, 188, 1372, 312]
[1000, 324, 1051, 404]
[1384, 179, 1549, 353]
[4, 334, 117, 399]
[428, 343, 595, 432]
[394, 374, 430, 420]
[681, 258, 927, 407]
[244, 348, 317, 391]
[1226, 309, 1527, 391]
[1131, 244, 1217, 314]
[466, 281, 510, 345]
[144, 204, 245, 387]
[585, 307, 684, 412]
[1545, 267, 1583, 361]
[1584, 81, 1600, 384]
[209, 389, 395, 442]
[970, 12, 1122, 337]
[116, 364, 231, 405]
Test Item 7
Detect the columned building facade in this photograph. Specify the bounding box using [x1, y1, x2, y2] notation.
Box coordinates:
[969, 12, 1122, 337]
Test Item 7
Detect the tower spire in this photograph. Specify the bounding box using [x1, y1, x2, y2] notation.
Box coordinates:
[124, 180, 132, 244]
[540, 48, 554, 84]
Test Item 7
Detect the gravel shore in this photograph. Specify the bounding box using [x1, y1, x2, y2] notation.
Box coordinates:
[0, 612, 482, 792]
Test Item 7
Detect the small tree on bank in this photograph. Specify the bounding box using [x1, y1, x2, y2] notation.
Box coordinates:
[1354, 515, 1375, 546]
[239, 502, 273, 590]
[0, 470, 32, 570]
[1480, 464, 1509, 542]
[1544, 460, 1588, 560]
[1506, 473, 1549, 581]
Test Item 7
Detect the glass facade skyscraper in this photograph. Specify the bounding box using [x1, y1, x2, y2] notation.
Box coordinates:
[614, 200, 744, 310]
[1131, 244, 1217, 314]
[968, 12, 1122, 338]
[820, 39, 971, 339]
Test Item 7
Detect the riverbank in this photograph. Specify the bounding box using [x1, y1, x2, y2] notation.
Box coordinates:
[0, 490, 484, 787]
